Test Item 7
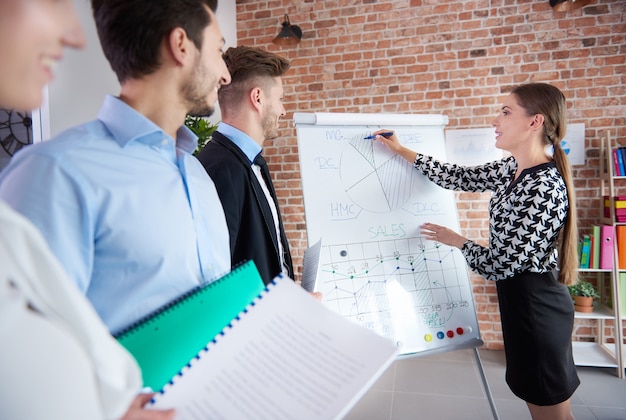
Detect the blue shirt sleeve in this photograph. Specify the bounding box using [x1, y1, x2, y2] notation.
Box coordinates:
[0, 96, 232, 332]
[0, 149, 94, 292]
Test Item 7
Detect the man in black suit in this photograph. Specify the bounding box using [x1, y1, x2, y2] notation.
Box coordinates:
[197, 46, 293, 285]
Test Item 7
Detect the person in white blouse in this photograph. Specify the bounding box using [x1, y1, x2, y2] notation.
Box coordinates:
[0, 1, 173, 418]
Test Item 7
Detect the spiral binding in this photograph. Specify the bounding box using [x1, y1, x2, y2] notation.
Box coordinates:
[113, 261, 253, 339]
[152, 276, 281, 400]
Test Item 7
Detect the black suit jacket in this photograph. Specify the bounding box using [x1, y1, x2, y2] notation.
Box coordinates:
[197, 131, 294, 285]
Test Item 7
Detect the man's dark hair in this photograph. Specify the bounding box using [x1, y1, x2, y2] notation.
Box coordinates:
[91, 0, 218, 83]
[218, 46, 290, 110]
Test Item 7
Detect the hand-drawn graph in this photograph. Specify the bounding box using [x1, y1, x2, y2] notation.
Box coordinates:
[340, 137, 415, 213]
[317, 237, 478, 355]
[295, 113, 482, 357]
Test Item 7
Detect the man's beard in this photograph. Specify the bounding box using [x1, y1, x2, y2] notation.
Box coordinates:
[187, 104, 214, 118]
[182, 59, 216, 118]
[262, 110, 279, 141]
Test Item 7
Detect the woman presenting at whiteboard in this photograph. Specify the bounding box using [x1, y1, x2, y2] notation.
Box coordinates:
[374, 83, 579, 420]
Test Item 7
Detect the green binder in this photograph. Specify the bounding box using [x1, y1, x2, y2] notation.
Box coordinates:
[114, 260, 265, 391]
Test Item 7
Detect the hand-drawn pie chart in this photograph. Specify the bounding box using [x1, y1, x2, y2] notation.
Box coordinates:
[340, 137, 416, 213]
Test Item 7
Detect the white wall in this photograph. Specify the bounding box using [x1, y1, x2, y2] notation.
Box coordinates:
[48, 1, 237, 137]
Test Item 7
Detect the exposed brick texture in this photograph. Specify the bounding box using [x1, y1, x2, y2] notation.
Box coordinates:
[234, 0, 626, 349]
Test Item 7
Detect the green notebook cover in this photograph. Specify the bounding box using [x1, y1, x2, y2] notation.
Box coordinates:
[114, 260, 264, 391]
[592, 225, 601, 269]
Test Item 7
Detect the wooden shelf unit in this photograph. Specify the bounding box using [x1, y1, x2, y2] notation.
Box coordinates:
[575, 132, 625, 378]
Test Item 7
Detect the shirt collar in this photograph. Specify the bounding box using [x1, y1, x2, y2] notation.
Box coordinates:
[98, 95, 198, 154]
[217, 122, 262, 164]
[176, 125, 199, 154]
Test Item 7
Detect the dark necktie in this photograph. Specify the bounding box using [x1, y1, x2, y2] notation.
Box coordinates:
[253, 153, 293, 278]
[254, 154, 277, 204]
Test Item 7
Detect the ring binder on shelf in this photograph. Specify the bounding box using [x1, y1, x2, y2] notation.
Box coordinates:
[114, 260, 265, 392]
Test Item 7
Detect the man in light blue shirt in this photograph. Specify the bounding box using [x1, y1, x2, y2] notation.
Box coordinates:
[0, 0, 232, 333]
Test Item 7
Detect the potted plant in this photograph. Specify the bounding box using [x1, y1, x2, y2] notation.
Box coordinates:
[184, 115, 218, 156]
[568, 280, 600, 313]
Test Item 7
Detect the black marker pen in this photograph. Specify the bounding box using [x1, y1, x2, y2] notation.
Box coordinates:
[364, 131, 394, 140]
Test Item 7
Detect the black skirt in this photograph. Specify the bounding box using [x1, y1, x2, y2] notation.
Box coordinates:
[496, 271, 580, 406]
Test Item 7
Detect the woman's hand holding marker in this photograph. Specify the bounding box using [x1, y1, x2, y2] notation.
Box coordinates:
[371, 129, 419, 163]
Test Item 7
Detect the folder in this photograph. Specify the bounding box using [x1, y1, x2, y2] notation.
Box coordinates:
[617, 148, 625, 177]
[114, 260, 265, 391]
[580, 235, 591, 269]
[617, 226, 626, 270]
[603, 196, 626, 218]
[591, 225, 600, 269]
[620, 273, 626, 317]
[600, 225, 614, 270]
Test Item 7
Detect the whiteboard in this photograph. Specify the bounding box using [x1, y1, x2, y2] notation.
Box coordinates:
[295, 112, 482, 357]
[445, 127, 502, 166]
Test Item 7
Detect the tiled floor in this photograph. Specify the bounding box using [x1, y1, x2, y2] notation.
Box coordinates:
[345, 349, 626, 419]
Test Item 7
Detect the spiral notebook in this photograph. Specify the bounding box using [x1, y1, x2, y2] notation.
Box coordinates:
[147, 274, 398, 419]
[114, 260, 265, 392]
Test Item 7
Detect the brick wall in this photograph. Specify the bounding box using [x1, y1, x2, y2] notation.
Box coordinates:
[235, 0, 626, 349]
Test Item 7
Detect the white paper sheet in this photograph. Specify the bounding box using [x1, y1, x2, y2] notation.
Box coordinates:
[301, 238, 322, 292]
[148, 276, 398, 419]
